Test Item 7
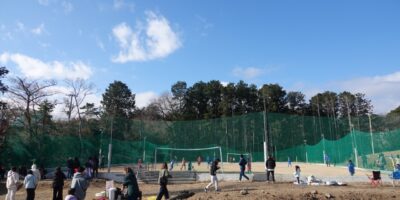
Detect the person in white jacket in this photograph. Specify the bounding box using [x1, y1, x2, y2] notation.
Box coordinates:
[31, 164, 41, 182]
[6, 166, 19, 200]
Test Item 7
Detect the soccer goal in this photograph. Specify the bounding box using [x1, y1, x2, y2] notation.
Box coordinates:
[154, 146, 224, 172]
[226, 153, 250, 163]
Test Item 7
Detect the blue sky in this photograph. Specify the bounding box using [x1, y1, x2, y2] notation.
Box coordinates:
[1, 0, 400, 114]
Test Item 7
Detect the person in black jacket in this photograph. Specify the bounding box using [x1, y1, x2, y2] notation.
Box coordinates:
[66, 158, 73, 179]
[265, 155, 276, 182]
[52, 166, 66, 200]
[204, 158, 220, 192]
[239, 155, 249, 181]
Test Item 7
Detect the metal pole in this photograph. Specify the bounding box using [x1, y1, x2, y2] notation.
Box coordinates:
[143, 137, 147, 161]
[107, 105, 115, 173]
[263, 97, 269, 161]
[219, 146, 224, 173]
[368, 113, 375, 155]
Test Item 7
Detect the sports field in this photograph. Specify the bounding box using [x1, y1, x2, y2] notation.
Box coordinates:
[2, 162, 399, 200]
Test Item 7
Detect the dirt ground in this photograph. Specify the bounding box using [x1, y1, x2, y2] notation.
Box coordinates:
[1, 162, 399, 200]
[110, 161, 366, 177]
[1, 179, 400, 200]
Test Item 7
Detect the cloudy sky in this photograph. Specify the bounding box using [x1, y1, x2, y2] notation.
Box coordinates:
[1, 0, 400, 115]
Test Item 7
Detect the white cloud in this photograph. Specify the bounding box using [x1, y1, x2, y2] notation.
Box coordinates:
[31, 23, 46, 35]
[112, 11, 182, 63]
[0, 52, 93, 80]
[337, 71, 400, 114]
[62, 1, 73, 13]
[195, 15, 213, 36]
[38, 0, 49, 6]
[113, 0, 135, 12]
[136, 91, 158, 108]
[232, 67, 264, 79]
[16, 21, 25, 31]
[96, 38, 106, 51]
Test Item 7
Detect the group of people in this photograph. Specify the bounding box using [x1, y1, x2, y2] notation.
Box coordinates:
[67, 156, 99, 179]
[4, 158, 93, 200]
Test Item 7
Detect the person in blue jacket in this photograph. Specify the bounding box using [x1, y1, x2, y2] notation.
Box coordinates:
[348, 160, 355, 176]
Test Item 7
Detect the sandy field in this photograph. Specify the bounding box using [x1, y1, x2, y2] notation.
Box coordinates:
[1, 162, 399, 200]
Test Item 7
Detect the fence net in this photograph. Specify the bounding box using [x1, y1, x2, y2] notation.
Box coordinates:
[1, 112, 400, 171]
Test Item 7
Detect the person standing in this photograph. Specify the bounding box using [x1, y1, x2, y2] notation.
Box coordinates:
[24, 170, 37, 200]
[123, 167, 141, 200]
[288, 157, 292, 167]
[348, 160, 355, 176]
[293, 165, 301, 184]
[324, 154, 330, 167]
[71, 167, 89, 200]
[67, 158, 74, 179]
[247, 156, 252, 173]
[238, 154, 249, 181]
[92, 157, 99, 178]
[156, 162, 171, 200]
[204, 159, 221, 192]
[31, 164, 41, 182]
[52, 167, 66, 200]
[180, 157, 186, 171]
[265, 155, 276, 182]
[197, 156, 202, 166]
[6, 166, 19, 200]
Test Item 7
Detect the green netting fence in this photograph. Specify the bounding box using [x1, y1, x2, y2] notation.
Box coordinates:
[1, 112, 400, 171]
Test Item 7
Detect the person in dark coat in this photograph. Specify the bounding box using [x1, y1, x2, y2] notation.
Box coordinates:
[265, 155, 276, 182]
[123, 167, 141, 200]
[156, 162, 171, 200]
[67, 158, 74, 179]
[52, 167, 66, 200]
[73, 157, 80, 172]
[238, 154, 249, 181]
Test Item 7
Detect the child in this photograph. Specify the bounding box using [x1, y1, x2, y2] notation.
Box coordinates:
[294, 165, 301, 184]
[288, 157, 292, 167]
[348, 160, 355, 176]
[188, 161, 193, 171]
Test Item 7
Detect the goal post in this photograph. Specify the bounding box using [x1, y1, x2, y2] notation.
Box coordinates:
[154, 146, 224, 173]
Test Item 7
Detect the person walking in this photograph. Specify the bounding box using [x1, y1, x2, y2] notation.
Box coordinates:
[238, 154, 249, 181]
[169, 159, 175, 171]
[156, 162, 171, 200]
[348, 160, 355, 176]
[123, 167, 141, 200]
[52, 167, 66, 200]
[71, 167, 89, 200]
[265, 155, 276, 182]
[24, 170, 37, 200]
[6, 166, 19, 200]
[204, 158, 221, 192]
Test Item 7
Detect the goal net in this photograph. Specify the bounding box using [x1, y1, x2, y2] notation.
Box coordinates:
[154, 146, 223, 172]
